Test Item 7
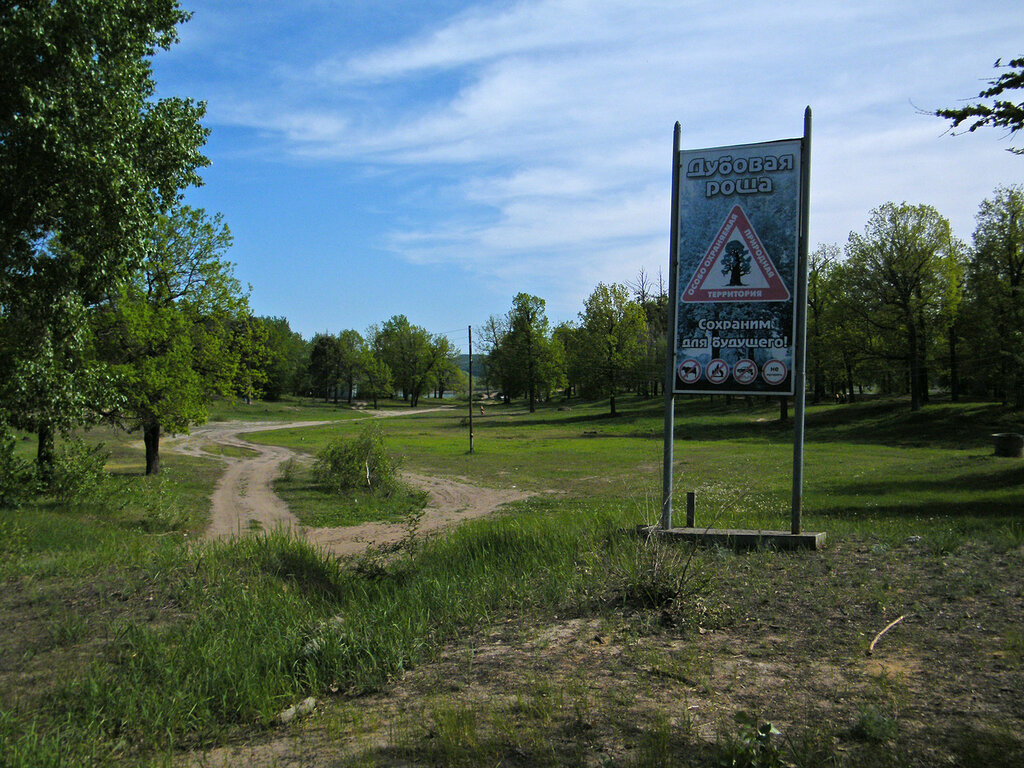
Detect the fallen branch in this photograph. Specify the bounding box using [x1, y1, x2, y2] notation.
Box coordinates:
[867, 614, 908, 655]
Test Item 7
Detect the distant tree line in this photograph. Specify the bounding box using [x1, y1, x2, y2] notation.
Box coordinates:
[474, 185, 1024, 415]
[809, 186, 1024, 410]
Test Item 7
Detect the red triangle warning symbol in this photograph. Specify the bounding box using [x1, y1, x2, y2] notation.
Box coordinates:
[681, 205, 791, 303]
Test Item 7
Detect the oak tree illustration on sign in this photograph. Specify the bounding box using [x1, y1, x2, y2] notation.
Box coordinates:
[722, 241, 752, 286]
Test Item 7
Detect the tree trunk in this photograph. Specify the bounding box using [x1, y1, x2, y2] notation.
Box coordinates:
[908, 321, 922, 411]
[37, 422, 54, 486]
[949, 324, 959, 402]
[144, 421, 161, 475]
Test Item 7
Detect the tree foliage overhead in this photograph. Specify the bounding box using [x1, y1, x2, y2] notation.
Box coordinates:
[0, 0, 208, 287]
[937, 55, 1024, 154]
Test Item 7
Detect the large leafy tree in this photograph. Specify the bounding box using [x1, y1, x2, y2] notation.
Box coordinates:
[94, 206, 254, 474]
[0, 0, 208, 472]
[336, 330, 364, 405]
[0, 265, 112, 477]
[429, 335, 464, 400]
[309, 333, 343, 402]
[813, 255, 873, 402]
[371, 315, 452, 407]
[253, 316, 308, 400]
[498, 293, 557, 412]
[575, 283, 646, 416]
[0, 0, 207, 275]
[937, 56, 1024, 154]
[553, 322, 581, 399]
[357, 347, 392, 410]
[806, 244, 840, 402]
[309, 329, 373, 404]
[844, 203, 962, 411]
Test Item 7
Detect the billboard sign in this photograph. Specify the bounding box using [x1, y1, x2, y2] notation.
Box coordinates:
[673, 139, 803, 395]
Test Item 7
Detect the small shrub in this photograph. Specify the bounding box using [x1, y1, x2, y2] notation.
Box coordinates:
[48, 438, 108, 504]
[0, 426, 34, 508]
[716, 711, 784, 768]
[607, 534, 709, 614]
[850, 705, 897, 743]
[0, 514, 28, 557]
[279, 456, 299, 483]
[313, 424, 398, 495]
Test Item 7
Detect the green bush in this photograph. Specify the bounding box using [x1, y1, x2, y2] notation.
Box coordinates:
[0, 426, 34, 508]
[48, 438, 109, 505]
[312, 423, 398, 495]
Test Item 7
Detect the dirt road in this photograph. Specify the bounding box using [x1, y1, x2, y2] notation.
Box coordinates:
[165, 415, 530, 557]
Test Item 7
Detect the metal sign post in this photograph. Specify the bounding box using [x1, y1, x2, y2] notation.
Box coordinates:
[791, 107, 812, 534]
[661, 123, 682, 531]
[658, 109, 822, 550]
[468, 325, 474, 454]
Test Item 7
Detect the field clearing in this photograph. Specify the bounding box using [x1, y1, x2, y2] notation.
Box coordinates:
[1, 394, 1022, 766]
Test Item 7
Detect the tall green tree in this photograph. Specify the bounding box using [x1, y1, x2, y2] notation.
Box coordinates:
[806, 244, 842, 401]
[254, 316, 307, 400]
[357, 347, 392, 410]
[0, 268, 112, 479]
[309, 333, 342, 402]
[503, 293, 556, 412]
[575, 283, 646, 416]
[430, 336, 464, 399]
[336, 330, 364, 405]
[845, 203, 962, 410]
[0, 0, 207, 277]
[94, 206, 253, 474]
[0, 0, 208, 474]
[371, 316, 452, 407]
[818, 258, 872, 401]
[553, 321, 582, 399]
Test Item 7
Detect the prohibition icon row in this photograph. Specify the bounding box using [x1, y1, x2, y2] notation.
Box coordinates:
[677, 357, 788, 386]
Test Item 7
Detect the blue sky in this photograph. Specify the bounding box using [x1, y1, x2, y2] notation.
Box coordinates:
[152, 0, 1023, 345]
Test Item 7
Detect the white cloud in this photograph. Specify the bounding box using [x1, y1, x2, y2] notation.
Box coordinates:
[197, 0, 1024, 311]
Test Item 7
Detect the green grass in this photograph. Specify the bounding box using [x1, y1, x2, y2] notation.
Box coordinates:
[247, 394, 1024, 544]
[2, 393, 1023, 766]
[206, 394, 459, 423]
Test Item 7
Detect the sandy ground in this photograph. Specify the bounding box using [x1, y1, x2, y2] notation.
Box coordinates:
[165, 414, 531, 557]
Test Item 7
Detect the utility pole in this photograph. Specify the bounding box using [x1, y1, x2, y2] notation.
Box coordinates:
[468, 325, 474, 454]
